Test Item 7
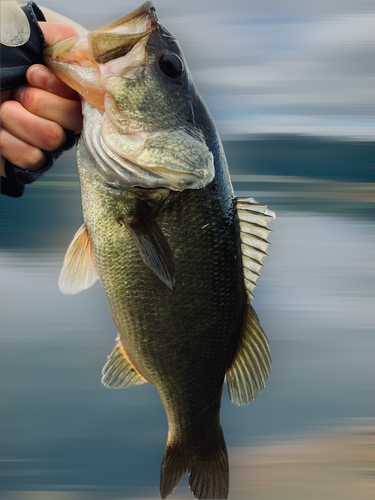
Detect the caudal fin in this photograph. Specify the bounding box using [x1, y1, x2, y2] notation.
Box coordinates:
[160, 429, 229, 499]
[188, 440, 229, 500]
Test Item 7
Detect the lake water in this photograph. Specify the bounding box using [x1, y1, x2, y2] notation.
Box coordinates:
[1, 145, 374, 499]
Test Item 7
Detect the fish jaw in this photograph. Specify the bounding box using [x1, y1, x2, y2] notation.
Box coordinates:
[43, 35, 106, 109]
[42, 2, 157, 109]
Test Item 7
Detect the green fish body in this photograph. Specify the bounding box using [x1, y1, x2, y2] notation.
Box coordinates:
[45, 3, 273, 498]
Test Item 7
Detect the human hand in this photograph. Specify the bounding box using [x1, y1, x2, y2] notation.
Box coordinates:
[0, 22, 83, 178]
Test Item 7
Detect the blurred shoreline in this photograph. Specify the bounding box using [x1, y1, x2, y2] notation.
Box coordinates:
[229, 421, 375, 500]
[1, 134, 374, 252]
[2, 422, 374, 499]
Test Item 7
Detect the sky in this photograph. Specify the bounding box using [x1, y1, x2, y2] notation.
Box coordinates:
[39, 0, 374, 139]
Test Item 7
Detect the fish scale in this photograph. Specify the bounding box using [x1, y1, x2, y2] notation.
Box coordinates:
[79, 149, 245, 443]
[47, 2, 273, 498]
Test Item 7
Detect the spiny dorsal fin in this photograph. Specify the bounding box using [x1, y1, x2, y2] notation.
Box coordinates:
[237, 197, 275, 301]
[59, 223, 98, 295]
[102, 338, 147, 388]
[225, 303, 271, 406]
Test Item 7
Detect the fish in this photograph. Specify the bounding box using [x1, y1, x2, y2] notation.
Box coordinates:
[43, 2, 274, 498]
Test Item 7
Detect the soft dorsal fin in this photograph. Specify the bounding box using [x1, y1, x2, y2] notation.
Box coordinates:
[102, 337, 148, 388]
[237, 197, 275, 301]
[225, 303, 271, 405]
[59, 224, 98, 295]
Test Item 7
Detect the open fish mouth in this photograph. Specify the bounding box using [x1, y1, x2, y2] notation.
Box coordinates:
[43, 2, 157, 109]
[46, 1, 157, 65]
[88, 1, 158, 63]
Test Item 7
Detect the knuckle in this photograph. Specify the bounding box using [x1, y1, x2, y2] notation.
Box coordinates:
[22, 88, 44, 115]
[0, 100, 17, 123]
[17, 146, 45, 169]
[42, 122, 65, 151]
[28, 148, 45, 169]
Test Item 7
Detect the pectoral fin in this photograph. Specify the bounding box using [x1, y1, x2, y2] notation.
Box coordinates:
[124, 203, 175, 291]
[102, 337, 147, 388]
[225, 304, 271, 405]
[237, 197, 275, 301]
[59, 224, 98, 295]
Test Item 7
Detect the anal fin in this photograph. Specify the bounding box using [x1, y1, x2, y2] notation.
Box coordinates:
[225, 304, 271, 405]
[59, 223, 98, 295]
[102, 337, 148, 388]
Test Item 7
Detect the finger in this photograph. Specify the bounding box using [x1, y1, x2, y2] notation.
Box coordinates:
[26, 64, 80, 100]
[39, 22, 78, 47]
[12, 85, 83, 132]
[1, 100, 66, 152]
[0, 128, 46, 170]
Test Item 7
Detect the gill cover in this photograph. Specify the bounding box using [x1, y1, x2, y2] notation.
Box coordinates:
[43, 2, 215, 192]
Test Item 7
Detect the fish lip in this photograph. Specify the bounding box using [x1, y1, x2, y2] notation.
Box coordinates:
[43, 2, 158, 65]
[43, 36, 80, 62]
[95, 1, 157, 33]
[88, 2, 158, 64]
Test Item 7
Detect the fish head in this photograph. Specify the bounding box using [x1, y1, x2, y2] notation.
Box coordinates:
[103, 24, 192, 134]
[43, 2, 215, 191]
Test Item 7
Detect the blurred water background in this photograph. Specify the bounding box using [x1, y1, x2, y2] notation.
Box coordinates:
[1, 0, 374, 499]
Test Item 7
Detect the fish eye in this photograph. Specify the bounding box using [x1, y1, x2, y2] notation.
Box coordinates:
[159, 53, 184, 79]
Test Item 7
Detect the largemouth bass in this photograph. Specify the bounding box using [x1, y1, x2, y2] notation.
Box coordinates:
[44, 2, 273, 498]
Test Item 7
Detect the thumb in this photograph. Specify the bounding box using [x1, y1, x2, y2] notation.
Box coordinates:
[39, 22, 78, 47]
[23, 22, 81, 99]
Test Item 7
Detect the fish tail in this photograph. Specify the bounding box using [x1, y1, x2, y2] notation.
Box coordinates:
[160, 427, 229, 499]
[160, 442, 191, 499]
[188, 431, 229, 500]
